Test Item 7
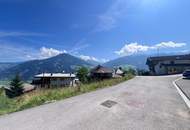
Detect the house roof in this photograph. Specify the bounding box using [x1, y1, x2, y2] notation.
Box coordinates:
[35, 73, 76, 78]
[146, 54, 190, 65]
[115, 69, 124, 74]
[91, 65, 113, 74]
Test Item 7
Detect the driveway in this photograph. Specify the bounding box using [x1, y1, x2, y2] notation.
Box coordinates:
[0, 76, 190, 130]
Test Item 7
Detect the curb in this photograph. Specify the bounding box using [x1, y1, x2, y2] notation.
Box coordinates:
[173, 77, 190, 109]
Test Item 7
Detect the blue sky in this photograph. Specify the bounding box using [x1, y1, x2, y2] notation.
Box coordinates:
[0, 0, 190, 62]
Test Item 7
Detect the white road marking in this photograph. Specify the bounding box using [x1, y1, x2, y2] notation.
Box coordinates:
[173, 77, 190, 109]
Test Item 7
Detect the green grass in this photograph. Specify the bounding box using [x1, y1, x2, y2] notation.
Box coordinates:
[0, 74, 134, 116]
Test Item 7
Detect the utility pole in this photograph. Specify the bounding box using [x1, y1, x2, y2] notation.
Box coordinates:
[157, 47, 160, 56]
[42, 70, 45, 88]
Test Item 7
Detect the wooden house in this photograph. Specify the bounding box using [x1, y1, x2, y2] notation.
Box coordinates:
[90, 65, 113, 79]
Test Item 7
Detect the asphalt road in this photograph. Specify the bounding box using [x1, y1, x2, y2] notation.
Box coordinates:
[0, 76, 190, 130]
[176, 78, 190, 100]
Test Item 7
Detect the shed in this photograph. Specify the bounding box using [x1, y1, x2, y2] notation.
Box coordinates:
[32, 73, 76, 88]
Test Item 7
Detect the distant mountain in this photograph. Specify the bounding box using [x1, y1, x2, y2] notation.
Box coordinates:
[104, 52, 190, 70]
[85, 60, 101, 66]
[103, 55, 149, 70]
[0, 53, 93, 81]
[0, 62, 18, 72]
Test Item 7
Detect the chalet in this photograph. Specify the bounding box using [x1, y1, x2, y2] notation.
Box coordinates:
[146, 54, 190, 75]
[32, 73, 76, 88]
[114, 68, 124, 77]
[90, 65, 113, 79]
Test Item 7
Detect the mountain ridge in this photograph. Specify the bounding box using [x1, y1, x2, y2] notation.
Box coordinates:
[0, 53, 93, 81]
[103, 55, 149, 70]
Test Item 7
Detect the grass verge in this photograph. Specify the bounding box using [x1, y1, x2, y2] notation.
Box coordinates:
[0, 74, 134, 116]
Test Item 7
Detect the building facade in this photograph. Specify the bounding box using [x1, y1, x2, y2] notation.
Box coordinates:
[90, 65, 113, 79]
[146, 54, 190, 75]
[32, 73, 76, 88]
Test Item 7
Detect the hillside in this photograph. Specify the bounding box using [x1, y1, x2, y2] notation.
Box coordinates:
[104, 55, 149, 70]
[0, 63, 18, 72]
[0, 54, 93, 81]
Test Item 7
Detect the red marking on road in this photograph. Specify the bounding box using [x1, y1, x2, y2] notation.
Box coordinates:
[127, 100, 144, 108]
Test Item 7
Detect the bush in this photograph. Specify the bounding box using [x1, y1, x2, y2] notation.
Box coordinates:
[137, 69, 150, 76]
[77, 67, 89, 83]
[122, 66, 137, 76]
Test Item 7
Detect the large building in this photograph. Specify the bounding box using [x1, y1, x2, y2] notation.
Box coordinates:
[32, 73, 76, 88]
[146, 54, 190, 75]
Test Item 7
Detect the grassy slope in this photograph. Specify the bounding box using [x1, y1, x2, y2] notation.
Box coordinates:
[0, 75, 134, 116]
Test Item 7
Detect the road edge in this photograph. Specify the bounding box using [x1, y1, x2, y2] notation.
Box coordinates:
[173, 77, 190, 109]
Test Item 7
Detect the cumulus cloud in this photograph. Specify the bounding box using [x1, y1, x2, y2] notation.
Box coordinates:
[39, 47, 67, 59]
[79, 55, 99, 62]
[116, 41, 187, 56]
[79, 55, 109, 63]
[115, 43, 151, 56]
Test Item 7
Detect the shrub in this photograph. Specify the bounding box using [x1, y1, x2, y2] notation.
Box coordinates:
[122, 66, 137, 76]
[77, 67, 89, 83]
[137, 69, 150, 76]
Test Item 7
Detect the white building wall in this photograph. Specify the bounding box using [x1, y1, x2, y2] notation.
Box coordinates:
[154, 59, 190, 75]
[155, 63, 167, 75]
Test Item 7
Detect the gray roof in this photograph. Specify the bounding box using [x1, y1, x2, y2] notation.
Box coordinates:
[91, 65, 113, 74]
[147, 54, 190, 65]
[147, 54, 190, 61]
[35, 73, 76, 78]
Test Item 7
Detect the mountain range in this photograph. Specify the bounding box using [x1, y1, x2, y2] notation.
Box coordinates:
[104, 55, 149, 70]
[0, 63, 18, 72]
[0, 54, 92, 81]
[1, 53, 184, 81]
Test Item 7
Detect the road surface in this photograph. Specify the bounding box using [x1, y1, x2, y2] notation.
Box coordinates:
[0, 76, 190, 130]
[176, 78, 190, 100]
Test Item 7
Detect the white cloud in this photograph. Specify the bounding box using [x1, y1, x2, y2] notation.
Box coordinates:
[115, 43, 151, 56]
[95, 0, 129, 32]
[79, 55, 99, 62]
[69, 38, 89, 54]
[155, 41, 186, 48]
[79, 55, 109, 63]
[0, 31, 46, 37]
[0, 42, 40, 61]
[0, 42, 69, 61]
[116, 41, 187, 56]
[101, 59, 110, 63]
[39, 47, 66, 59]
[95, 0, 168, 32]
[180, 50, 190, 54]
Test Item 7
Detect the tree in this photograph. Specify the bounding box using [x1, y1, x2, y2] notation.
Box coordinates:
[127, 68, 136, 75]
[77, 67, 89, 83]
[5, 74, 24, 98]
[137, 69, 150, 76]
[122, 66, 136, 76]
